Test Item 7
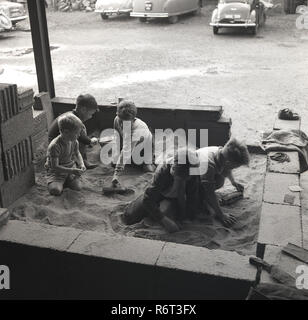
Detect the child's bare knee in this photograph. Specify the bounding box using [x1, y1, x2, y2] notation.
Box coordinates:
[49, 184, 62, 196]
[70, 180, 82, 191]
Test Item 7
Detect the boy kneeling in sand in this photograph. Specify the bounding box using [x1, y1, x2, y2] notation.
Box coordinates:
[197, 138, 250, 227]
[112, 100, 155, 187]
[46, 113, 86, 196]
[122, 148, 200, 233]
[48, 94, 99, 169]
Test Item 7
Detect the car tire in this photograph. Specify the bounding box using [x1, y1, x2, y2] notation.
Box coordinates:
[284, 0, 297, 14]
[139, 17, 147, 23]
[250, 25, 258, 35]
[193, 5, 202, 15]
[213, 27, 219, 35]
[168, 15, 179, 24]
[101, 13, 109, 20]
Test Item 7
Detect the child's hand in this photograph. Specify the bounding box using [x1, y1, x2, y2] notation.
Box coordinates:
[90, 137, 98, 146]
[233, 182, 244, 192]
[216, 212, 237, 227]
[112, 175, 120, 188]
[72, 168, 84, 176]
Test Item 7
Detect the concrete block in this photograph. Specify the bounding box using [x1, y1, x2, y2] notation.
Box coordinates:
[34, 93, 54, 129]
[17, 87, 34, 113]
[261, 245, 307, 285]
[300, 171, 308, 202]
[68, 230, 165, 266]
[0, 208, 10, 227]
[154, 242, 256, 299]
[0, 165, 35, 207]
[258, 202, 301, 247]
[156, 242, 255, 282]
[302, 215, 308, 250]
[0, 83, 18, 120]
[0, 220, 82, 251]
[32, 110, 48, 136]
[268, 151, 300, 174]
[263, 172, 300, 206]
[273, 117, 300, 131]
[0, 107, 34, 151]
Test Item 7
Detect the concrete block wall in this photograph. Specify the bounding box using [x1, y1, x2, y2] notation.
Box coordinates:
[0, 84, 39, 208]
[0, 220, 257, 300]
[257, 117, 305, 258]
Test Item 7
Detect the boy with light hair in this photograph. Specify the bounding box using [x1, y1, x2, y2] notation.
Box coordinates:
[198, 138, 250, 227]
[46, 113, 86, 196]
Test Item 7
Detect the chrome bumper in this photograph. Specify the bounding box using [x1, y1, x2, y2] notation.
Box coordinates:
[210, 22, 256, 27]
[10, 15, 28, 22]
[95, 9, 132, 14]
[130, 12, 169, 18]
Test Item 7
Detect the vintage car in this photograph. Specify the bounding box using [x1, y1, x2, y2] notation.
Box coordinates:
[210, 0, 266, 35]
[131, 0, 202, 24]
[0, 0, 27, 27]
[0, 11, 11, 32]
[95, 0, 133, 19]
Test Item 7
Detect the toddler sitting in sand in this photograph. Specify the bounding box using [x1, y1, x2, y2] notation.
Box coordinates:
[198, 138, 250, 227]
[112, 100, 155, 187]
[45, 113, 86, 196]
[48, 94, 99, 170]
[122, 148, 200, 233]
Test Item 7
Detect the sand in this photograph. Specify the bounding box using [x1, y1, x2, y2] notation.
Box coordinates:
[9, 145, 266, 256]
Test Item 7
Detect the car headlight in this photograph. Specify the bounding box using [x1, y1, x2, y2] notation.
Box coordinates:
[248, 11, 256, 23]
[0, 7, 10, 18]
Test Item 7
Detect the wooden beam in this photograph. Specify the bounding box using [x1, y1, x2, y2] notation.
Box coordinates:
[27, 0, 55, 98]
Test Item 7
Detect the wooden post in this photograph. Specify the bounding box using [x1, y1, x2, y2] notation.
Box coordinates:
[27, 0, 55, 98]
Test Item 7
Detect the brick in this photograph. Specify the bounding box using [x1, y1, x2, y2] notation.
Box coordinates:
[263, 172, 300, 206]
[260, 245, 305, 285]
[0, 165, 35, 207]
[258, 202, 301, 247]
[17, 87, 34, 113]
[34, 92, 54, 129]
[0, 220, 82, 251]
[32, 110, 48, 136]
[0, 107, 34, 151]
[156, 242, 256, 282]
[68, 230, 165, 266]
[268, 151, 300, 174]
[273, 117, 300, 131]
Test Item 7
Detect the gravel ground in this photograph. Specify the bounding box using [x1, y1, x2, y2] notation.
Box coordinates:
[0, 5, 308, 143]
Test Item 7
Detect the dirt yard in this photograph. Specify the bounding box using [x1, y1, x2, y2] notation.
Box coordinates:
[0, 5, 308, 144]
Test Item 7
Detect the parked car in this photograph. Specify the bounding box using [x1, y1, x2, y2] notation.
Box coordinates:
[95, 0, 133, 19]
[131, 0, 202, 24]
[210, 0, 266, 35]
[0, 11, 11, 32]
[0, 0, 27, 27]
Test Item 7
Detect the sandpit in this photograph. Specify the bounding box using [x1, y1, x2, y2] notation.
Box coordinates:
[9, 145, 266, 256]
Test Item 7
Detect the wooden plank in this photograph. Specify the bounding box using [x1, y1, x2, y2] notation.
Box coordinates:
[0, 108, 34, 151]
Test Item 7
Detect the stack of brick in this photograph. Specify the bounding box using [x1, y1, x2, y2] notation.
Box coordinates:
[0, 84, 48, 207]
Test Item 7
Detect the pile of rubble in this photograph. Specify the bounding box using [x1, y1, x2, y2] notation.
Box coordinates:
[55, 0, 97, 12]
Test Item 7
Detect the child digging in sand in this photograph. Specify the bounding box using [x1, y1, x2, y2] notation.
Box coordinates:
[197, 138, 250, 227]
[122, 148, 200, 233]
[48, 94, 99, 169]
[46, 113, 86, 196]
[112, 100, 155, 187]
